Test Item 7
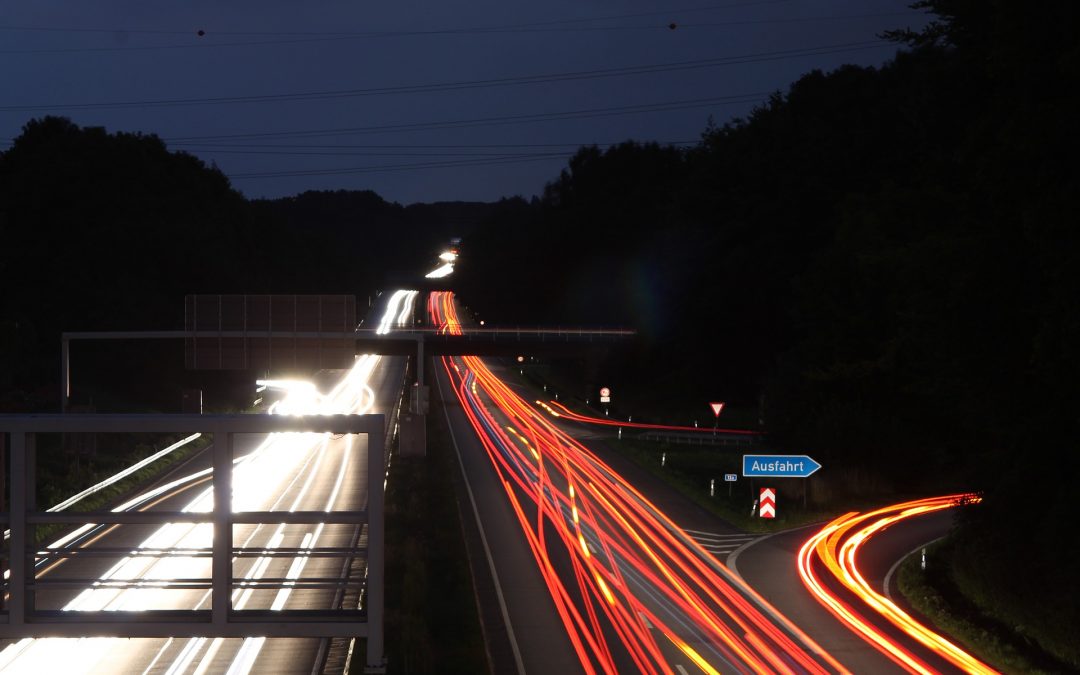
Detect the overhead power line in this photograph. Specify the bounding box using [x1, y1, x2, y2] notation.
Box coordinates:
[0, 10, 918, 55]
[0, 0, 793, 38]
[0, 14, 913, 57]
[170, 140, 699, 150]
[170, 141, 701, 158]
[165, 94, 768, 142]
[0, 40, 886, 112]
[226, 152, 576, 180]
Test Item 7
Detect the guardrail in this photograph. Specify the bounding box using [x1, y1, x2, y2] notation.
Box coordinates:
[638, 430, 762, 448]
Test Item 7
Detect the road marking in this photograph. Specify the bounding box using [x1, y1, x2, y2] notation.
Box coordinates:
[436, 363, 527, 675]
[883, 535, 946, 602]
[637, 611, 653, 629]
[683, 528, 757, 539]
[685, 531, 757, 557]
[724, 522, 845, 665]
[675, 665, 690, 674]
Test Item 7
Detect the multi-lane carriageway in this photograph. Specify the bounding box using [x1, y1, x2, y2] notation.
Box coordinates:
[1, 288, 997, 674]
[0, 291, 419, 675]
[430, 290, 997, 675]
[430, 290, 846, 675]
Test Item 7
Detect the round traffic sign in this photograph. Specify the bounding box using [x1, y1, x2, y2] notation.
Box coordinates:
[600, 387, 611, 397]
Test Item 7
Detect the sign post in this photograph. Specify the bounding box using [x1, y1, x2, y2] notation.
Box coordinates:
[724, 473, 737, 497]
[709, 402, 724, 434]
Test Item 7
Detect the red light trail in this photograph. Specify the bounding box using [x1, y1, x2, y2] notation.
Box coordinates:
[798, 495, 997, 675]
[430, 291, 844, 674]
[539, 400, 763, 436]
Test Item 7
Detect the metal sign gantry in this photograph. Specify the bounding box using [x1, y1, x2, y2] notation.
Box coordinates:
[0, 413, 385, 671]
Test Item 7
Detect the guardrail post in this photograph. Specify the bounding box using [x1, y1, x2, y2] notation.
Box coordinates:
[212, 427, 233, 627]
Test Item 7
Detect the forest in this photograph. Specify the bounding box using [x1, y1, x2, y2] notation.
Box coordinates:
[2, 0, 1077, 664]
[457, 1, 1080, 661]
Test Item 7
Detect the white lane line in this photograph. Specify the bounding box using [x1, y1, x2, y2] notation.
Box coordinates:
[683, 528, 757, 539]
[436, 363, 527, 675]
[637, 610, 653, 630]
[675, 665, 690, 674]
[883, 535, 946, 603]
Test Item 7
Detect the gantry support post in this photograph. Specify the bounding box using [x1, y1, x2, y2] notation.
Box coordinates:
[212, 425, 233, 627]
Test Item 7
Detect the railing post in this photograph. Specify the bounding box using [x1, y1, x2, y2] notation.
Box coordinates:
[366, 417, 386, 672]
[212, 427, 233, 627]
[415, 335, 424, 388]
[9, 431, 25, 625]
[61, 336, 70, 413]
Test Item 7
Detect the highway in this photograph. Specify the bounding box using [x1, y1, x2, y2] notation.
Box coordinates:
[430, 290, 845, 675]
[734, 496, 995, 674]
[0, 291, 417, 674]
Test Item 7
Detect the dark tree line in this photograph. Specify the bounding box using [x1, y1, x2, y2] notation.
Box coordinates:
[454, 2, 1079, 662]
[0, 119, 489, 410]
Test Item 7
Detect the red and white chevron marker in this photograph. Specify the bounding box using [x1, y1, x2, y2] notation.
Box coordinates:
[759, 487, 776, 519]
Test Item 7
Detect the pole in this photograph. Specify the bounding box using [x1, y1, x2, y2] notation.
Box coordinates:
[366, 419, 386, 671]
[211, 427, 233, 628]
[9, 432, 27, 624]
[415, 335, 424, 387]
[61, 336, 70, 412]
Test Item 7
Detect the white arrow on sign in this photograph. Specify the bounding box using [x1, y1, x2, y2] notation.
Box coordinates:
[760, 488, 776, 501]
[759, 502, 776, 518]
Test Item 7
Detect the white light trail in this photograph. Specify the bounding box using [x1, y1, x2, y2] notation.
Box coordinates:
[377, 289, 418, 334]
[0, 291, 413, 673]
[424, 262, 454, 279]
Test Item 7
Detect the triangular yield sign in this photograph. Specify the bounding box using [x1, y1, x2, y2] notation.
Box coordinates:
[710, 402, 724, 417]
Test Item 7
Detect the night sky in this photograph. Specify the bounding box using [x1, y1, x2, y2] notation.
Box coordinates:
[1, 1, 929, 204]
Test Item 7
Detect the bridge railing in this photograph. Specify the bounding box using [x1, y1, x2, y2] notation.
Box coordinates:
[0, 414, 384, 670]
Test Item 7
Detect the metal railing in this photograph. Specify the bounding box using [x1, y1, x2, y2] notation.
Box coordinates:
[0, 413, 385, 671]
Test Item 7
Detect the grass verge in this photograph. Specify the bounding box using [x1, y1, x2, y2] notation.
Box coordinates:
[611, 438, 840, 533]
[379, 414, 488, 674]
[896, 538, 1072, 674]
[32, 434, 209, 545]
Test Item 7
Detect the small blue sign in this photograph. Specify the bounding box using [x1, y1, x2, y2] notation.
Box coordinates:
[724, 473, 738, 482]
[742, 454, 821, 478]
